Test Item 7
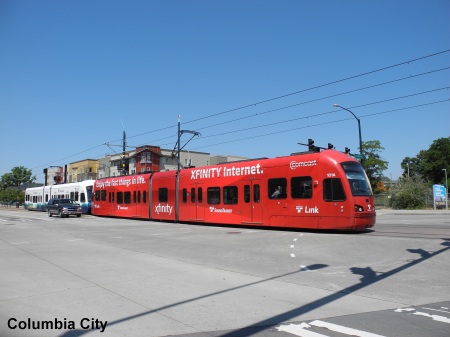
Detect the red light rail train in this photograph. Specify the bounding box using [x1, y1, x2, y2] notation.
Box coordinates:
[92, 149, 375, 230]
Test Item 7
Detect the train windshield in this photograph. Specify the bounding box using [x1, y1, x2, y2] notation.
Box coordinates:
[86, 186, 93, 202]
[341, 162, 373, 196]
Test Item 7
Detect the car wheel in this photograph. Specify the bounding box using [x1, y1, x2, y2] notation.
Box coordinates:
[59, 210, 64, 218]
[76, 214, 81, 218]
[48, 210, 52, 217]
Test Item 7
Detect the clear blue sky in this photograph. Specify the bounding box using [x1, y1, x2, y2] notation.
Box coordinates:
[1, 0, 449, 183]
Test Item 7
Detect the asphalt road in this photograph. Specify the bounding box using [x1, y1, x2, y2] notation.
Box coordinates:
[0, 207, 449, 337]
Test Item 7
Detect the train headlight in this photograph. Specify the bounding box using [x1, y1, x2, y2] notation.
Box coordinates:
[354, 205, 364, 212]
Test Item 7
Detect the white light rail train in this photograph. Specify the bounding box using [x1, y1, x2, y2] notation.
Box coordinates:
[24, 180, 94, 214]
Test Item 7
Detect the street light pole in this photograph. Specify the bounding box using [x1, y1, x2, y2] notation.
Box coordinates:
[333, 104, 363, 161]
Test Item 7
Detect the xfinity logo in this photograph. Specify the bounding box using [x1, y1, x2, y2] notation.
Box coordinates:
[155, 203, 173, 215]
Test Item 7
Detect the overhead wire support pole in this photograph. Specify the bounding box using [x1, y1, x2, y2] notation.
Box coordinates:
[332, 104, 363, 162]
[173, 115, 201, 222]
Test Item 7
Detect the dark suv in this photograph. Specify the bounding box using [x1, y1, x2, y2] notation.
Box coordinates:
[47, 198, 82, 218]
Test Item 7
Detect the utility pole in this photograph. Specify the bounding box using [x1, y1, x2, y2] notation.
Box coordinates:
[121, 124, 128, 176]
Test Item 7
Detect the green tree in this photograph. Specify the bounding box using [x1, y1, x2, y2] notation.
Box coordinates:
[400, 137, 450, 185]
[400, 155, 423, 178]
[0, 188, 24, 204]
[0, 166, 35, 189]
[389, 176, 429, 209]
[420, 137, 450, 184]
[361, 140, 388, 193]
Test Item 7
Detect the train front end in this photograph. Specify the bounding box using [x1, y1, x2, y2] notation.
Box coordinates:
[340, 161, 376, 230]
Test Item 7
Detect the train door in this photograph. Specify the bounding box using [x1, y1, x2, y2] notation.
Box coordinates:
[189, 183, 205, 221]
[319, 177, 348, 228]
[241, 179, 263, 224]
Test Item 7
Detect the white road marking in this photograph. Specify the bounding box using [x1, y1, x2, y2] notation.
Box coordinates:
[276, 320, 387, 337]
[67, 239, 84, 241]
[309, 320, 386, 337]
[394, 308, 415, 312]
[413, 311, 450, 323]
[300, 265, 311, 271]
[11, 242, 29, 245]
[276, 323, 327, 337]
[290, 253, 296, 258]
[395, 307, 450, 323]
[422, 307, 450, 314]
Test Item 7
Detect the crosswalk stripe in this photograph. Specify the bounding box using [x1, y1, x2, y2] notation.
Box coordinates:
[276, 320, 387, 337]
[309, 320, 387, 337]
[276, 323, 329, 337]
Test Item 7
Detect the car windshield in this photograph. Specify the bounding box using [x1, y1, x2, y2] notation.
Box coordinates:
[341, 161, 373, 196]
[60, 199, 75, 204]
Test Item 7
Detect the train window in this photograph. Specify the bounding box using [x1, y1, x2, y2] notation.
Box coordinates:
[254, 184, 260, 203]
[143, 191, 146, 203]
[207, 187, 220, 204]
[75, 192, 79, 201]
[268, 178, 287, 199]
[182, 188, 187, 203]
[70, 192, 75, 200]
[101, 190, 106, 201]
[124, 192, 131, 204]
[133, 191, 136, 203]
[137, 190, 141, 203]
[244, 185, 250, 203]
[45, 194, 49, 202]
[191, 188, 196, 203]
[117, 192, 123, 204]
[108, 192, 112, 202]
[81, 193, 86, 202]
[95, 190, 100, 201]
[291, 176, 313, 199]
[86, 186, 93, 202]
[159, 188, 168, 202]
[198, 187, 203, 203]
[341, 161, 373, 196]
[223, 186, 238, 204]
[323, 178, 346, 202]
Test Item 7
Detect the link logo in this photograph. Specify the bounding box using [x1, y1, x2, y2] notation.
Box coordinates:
[295, 206, 319, 213]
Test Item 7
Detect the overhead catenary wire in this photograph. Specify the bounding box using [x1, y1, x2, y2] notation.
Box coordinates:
[103, 50, 450, 144]
[30, 50, 450, 171]
[187, 99, 449, 151]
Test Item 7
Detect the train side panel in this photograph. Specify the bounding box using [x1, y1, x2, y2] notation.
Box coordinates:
[93, 174, 151, 218]
[150, 171, 177, 221]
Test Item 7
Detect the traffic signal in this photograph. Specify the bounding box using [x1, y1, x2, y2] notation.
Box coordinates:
[308, 139, 315, 152]
[327, 143, 334, 149]
[345, 147, 351, 154]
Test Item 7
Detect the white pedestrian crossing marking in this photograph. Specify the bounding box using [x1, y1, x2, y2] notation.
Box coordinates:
[395, 307, 450, 323]
[276, 323, 328, 337]
[276, 320, 386, 337]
